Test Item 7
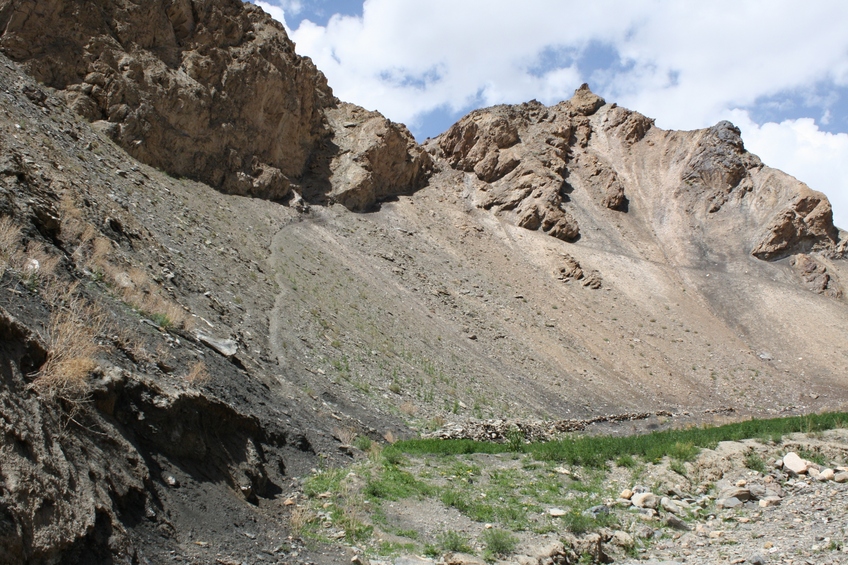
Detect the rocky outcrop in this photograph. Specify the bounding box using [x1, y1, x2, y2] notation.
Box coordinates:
[0, 0, 429, 210]
[790, 253, 842, 297]
[437, 91, 580, 242]
[554, 253, 602, 289]
[680, 121, 760, 213]
[435, 85, 648, 242]
[752, 190, 840, 260]
[0, 0, 331, 200]
[317, 102, 433, 211]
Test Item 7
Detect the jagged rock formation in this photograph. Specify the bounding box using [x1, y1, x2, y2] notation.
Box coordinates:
[433, 84, 843, 272]
[312, 102, 433, 211]
[0, 0, 430, 209]
[554, 253, 602, 289]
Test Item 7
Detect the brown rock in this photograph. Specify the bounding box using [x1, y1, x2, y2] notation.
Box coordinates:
[319, 103, 433, 211]
[790, 253, 841, 297]
[752, 191, 840, 260]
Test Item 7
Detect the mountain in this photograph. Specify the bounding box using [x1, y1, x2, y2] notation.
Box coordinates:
[0, 1, 846, 563]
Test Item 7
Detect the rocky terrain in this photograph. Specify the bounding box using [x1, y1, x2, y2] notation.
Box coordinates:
[0, 0, 847, 564]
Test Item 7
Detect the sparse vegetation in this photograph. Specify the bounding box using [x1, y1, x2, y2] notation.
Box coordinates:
[30, 285, 104, 404]
[481, 528, 518, 561]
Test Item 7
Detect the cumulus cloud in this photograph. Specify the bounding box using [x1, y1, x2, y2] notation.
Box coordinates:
[269, 0, 848, 225]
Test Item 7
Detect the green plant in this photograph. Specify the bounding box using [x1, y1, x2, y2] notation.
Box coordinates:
[437, 530, 472, 553]
[744, 452, 766, 473]
[506, 427, 525, 451]
[354, 435, 373, 452]
[481, 528, 518, 561]
[669, 459, 688, 477]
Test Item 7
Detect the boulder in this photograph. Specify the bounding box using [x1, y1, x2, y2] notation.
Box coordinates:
[782, 452, 809, 475]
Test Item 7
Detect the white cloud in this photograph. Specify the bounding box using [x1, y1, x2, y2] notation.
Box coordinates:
[279, 0, 848, 226]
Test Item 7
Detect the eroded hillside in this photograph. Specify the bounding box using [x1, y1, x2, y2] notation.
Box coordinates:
[0, 1, 847, 564]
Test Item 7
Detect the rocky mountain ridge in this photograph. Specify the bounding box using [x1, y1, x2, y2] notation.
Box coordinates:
[0, 0, 847, 564]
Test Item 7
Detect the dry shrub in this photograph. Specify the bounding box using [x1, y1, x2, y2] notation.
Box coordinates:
[399, 401, 417, 416]
[31, 285, 104, 401]
[184, 361, 209, 384]
[288, 505, 315, 537]
[333, 426, 357, 446]
[383, 430, 397, 444]
[60, 192, 90, 246]
[127, 289, 193, 330]
[22, 242, 61, 288]
[0, 216, 22, 270]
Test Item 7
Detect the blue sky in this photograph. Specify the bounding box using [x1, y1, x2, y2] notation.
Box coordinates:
[252, 0, 848, 230]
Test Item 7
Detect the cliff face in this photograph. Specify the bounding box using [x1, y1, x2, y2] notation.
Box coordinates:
[0, 0, 431, 208]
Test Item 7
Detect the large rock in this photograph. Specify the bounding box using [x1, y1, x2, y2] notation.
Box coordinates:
[782, 452, 809, 475]
[318, 102, 433, 211]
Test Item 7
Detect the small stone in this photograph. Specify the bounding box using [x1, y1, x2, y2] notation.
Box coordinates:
[719, 487, 751, 501]
[735, 479, 747, 487]
[610, 531, 634, 548]
[665, 515, 691, 531]
[661, 497, 684, 515]
[548, 507, 566, 517]
[709, 530, 724, 538]
[620, 488, 633, 500]
[818, 468, 835, 481]
[717, 497, 742, 509]
[582, 505, 610, 518]
[758, 496, 782, 507]
[748, 553, 767, 565]
[833, 471, 848, 483]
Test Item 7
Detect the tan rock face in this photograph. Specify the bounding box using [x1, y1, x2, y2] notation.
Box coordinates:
[752, 191, 840, 260]
[434, 84, 844, 297]
[436, 86, 627, 242]
[0, 0, 429, 210]
[790, 253, 842, 297]
[0, 0, 332, 198]
[314, 102, 434, 211]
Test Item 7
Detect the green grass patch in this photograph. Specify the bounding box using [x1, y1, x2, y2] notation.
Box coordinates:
[365, 463, 433, 501]
[394, 412, 848, 467]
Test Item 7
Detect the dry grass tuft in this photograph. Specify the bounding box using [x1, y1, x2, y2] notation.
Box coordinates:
[399, 401, 418, 416]
[31, 285, 104, 402]
[184, 361, 209, 384]
[288, 505, 315, 537]
[333, 426, 358, 446]
[0, 216, 22, 271]
[383, 430, 397, 444]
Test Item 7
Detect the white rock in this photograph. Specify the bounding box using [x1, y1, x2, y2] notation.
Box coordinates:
[631, 492, 659, 509]
[548, 507, 566, 517]
[818, 468, 835, 481]
[782, 452, 808, 475]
